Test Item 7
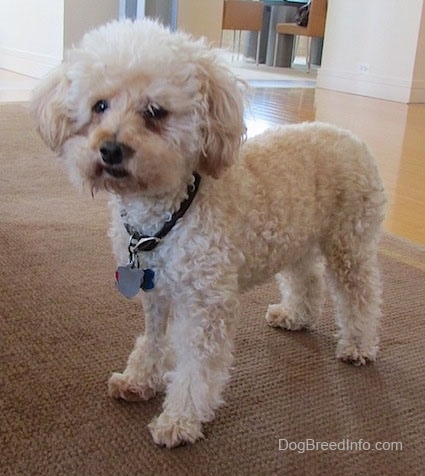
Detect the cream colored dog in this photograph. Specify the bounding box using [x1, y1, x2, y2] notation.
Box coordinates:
[32, 19, 386, 448]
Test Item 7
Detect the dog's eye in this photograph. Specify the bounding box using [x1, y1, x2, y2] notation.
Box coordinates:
[92, 100, 109, 114]
[143, 104, 168, 120]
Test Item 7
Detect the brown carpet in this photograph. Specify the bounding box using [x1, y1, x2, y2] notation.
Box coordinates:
[1, 103, 424, 476]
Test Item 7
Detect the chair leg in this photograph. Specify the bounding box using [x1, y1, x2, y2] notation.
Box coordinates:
[306, 36, 312, 73]
[237, 30, 242, 61]
[255, 31, 261, 66]
[231, 30, 236, 61]
[273, 33, 279, 67]
[291, 35, 299, 66]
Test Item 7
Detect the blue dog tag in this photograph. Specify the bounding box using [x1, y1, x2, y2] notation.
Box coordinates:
[141, 268, 155, 291]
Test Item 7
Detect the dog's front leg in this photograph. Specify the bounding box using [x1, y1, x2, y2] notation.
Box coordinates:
[148, 292, 238, 448]
[108, 294, 170, 401]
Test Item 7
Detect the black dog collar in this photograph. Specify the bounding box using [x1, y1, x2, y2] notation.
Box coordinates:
[122, 172, 201, 252]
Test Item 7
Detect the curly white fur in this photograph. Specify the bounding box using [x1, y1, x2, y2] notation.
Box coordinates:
[31, 19, 387, 448]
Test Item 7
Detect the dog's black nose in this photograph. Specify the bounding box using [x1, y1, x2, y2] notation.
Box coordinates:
[100, 141, 123, 165]
[100, 141, 132, 165]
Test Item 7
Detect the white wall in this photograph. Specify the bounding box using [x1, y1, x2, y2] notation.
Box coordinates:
[0, 0, 64, 78]
[317, 0, 425, 103]
[0, 0, 119, 79]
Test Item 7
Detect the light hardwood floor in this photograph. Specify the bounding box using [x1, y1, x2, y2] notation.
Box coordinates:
[248, 87, 425, 246]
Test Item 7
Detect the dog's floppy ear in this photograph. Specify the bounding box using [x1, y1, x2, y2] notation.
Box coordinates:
[31, 64, 72, 152]
[197, 57, 246, 178]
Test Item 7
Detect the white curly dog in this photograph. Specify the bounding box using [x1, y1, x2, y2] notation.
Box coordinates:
[32, 19, 386, 448]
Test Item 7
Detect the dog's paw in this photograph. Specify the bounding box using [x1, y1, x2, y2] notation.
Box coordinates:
[108, 372, 156, 401]
[148, 412, 204, 448]
[265, 304, 312, 331]
[336, 341, 378, 367]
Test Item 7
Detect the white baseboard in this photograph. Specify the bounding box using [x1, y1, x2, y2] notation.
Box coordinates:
[316, 68, 425, 104]
[0, 47, 61, 79]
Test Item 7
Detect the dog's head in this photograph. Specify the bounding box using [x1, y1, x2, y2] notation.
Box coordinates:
[31, 19, 246, 196]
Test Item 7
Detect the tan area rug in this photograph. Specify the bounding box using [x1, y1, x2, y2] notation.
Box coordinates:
[1, 104, 424, 475]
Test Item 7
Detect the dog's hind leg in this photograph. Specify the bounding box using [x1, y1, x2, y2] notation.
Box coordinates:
[324, 237, 382, 366]
[108, 295, 171, 401]
[266, 247, 325, 331]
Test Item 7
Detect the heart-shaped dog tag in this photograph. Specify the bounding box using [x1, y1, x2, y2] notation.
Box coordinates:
[115, 265, 145, 299]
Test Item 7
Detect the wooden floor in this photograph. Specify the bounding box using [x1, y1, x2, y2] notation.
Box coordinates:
[247, 87, 425, 246]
